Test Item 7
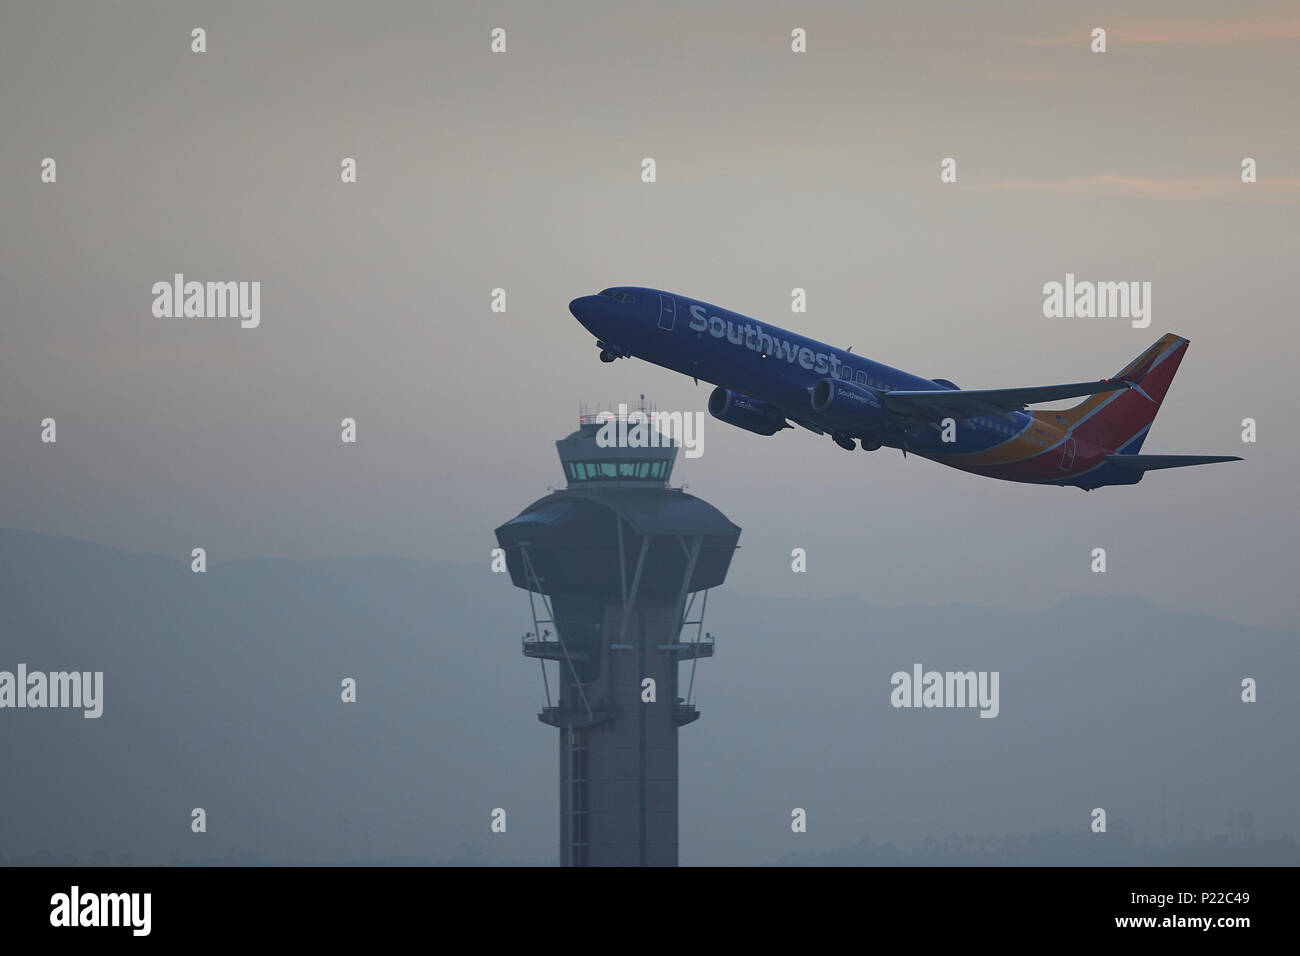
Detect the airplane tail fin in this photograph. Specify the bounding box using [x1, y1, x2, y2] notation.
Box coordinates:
[1058, 333, 1189, 453]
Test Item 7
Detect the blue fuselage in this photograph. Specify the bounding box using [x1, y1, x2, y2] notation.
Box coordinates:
[568, 286, 1037, 461]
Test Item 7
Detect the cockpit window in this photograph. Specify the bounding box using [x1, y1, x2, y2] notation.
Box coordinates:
[598, 289, 636, 303]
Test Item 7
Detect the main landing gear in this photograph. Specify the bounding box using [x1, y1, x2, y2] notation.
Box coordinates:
[832, 434, 883, 452]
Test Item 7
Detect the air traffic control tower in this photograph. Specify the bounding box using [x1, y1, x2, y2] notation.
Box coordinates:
[494, 407, 741, 866]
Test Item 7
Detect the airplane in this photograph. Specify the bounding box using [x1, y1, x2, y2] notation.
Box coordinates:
[567, 287, 1241, 491]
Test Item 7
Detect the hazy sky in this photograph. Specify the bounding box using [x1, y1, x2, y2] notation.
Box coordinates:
[3, 0, 1297, 625]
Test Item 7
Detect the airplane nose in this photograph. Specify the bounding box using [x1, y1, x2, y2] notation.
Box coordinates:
[569, 295, 601, 319]
[569, 295, 605, 331]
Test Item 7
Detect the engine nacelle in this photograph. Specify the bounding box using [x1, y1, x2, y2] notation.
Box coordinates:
[708, 387, 788, 436]
[810, 378, 888, 435]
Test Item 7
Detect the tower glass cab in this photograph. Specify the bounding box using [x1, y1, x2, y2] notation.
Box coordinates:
[556, 410, 677, 489]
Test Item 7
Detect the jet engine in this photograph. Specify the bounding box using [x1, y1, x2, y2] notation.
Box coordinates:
[809, 378, 889, 435]
[708, 387, 789, 436]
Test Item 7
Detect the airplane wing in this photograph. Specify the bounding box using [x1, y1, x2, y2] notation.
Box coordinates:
[881, 379, 1133, 422]
[788, 415, 825, 436]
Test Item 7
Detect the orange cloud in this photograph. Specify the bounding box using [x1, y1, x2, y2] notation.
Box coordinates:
[1028, 16, 1300, 47]
[980, 174, 1300, 199]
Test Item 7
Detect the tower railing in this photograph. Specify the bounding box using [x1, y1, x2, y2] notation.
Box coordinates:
[517, 542, 592, 722]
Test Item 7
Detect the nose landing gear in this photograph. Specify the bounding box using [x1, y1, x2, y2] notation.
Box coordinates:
[596, 340, 628, 363]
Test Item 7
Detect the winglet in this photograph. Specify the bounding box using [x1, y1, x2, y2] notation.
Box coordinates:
[1119, 378, 1156, 403]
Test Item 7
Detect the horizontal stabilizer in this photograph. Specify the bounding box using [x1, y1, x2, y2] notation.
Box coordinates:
[1105, 454, 1242, 472]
